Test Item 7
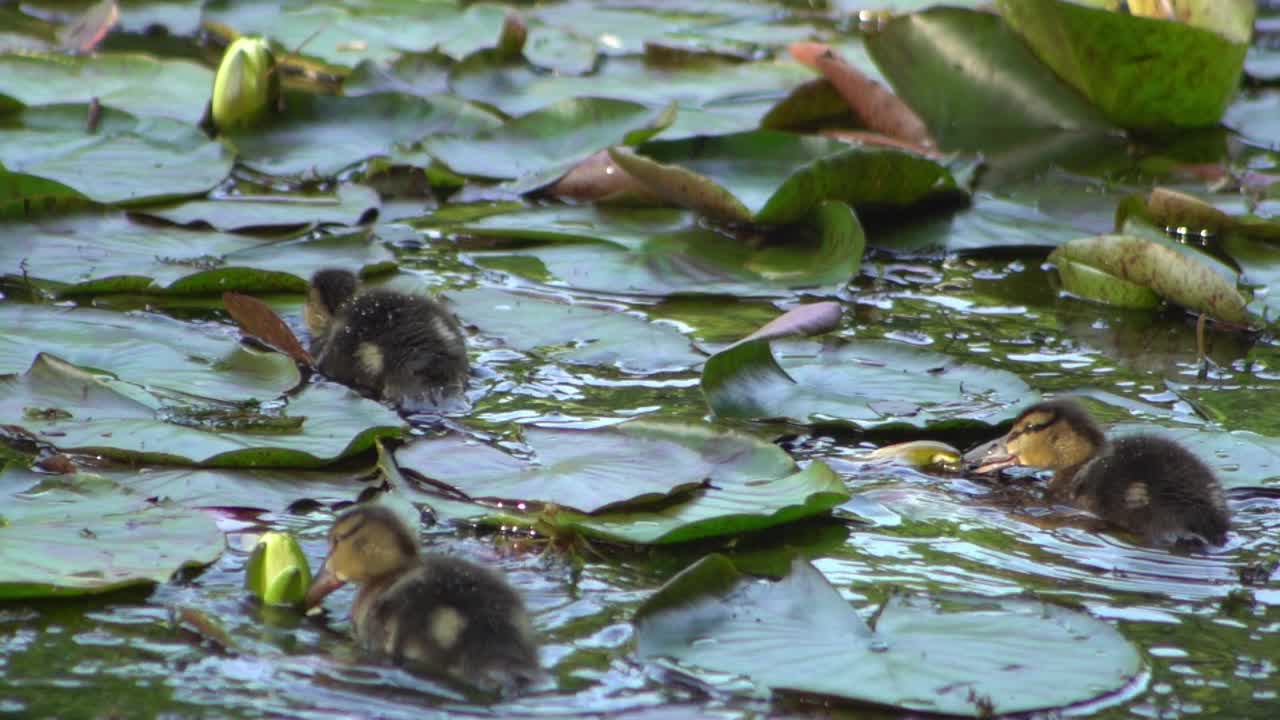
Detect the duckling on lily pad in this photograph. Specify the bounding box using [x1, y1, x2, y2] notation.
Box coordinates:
[305, 269, 469, 407]
[304, 503, 542, 695]
[965, 399, 1230, 548]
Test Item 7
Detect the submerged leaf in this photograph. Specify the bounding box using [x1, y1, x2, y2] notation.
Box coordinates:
[634, 555, 1143, 716]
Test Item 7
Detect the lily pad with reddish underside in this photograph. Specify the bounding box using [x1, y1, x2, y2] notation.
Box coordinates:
[609, 130, 962, 225]
[633, 554, 1143, 717]
[0, 474, 222, 598]
[702, 337, 1035, 432]
[392, 421, 848, 544]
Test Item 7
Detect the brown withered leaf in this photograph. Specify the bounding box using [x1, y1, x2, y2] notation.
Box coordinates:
[547, 149, 664, 205]
[222, 292, 314, 367]
[790, 42, 934, 149]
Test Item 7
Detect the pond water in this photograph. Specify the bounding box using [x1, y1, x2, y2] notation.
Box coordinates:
[3, 1, 1280, 719]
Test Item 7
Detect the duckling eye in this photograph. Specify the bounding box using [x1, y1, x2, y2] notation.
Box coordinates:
[333, 518, 366, 544]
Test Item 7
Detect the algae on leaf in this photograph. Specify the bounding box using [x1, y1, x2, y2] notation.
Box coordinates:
[0, 474, 222, 598]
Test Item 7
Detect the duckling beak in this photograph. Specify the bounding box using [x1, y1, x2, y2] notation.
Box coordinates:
[964, 434, 1021, 475]
[303, 561, 346, 612]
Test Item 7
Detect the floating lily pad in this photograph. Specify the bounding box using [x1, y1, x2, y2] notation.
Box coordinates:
[453, 202, 864, 297]
[0, 474, 223, 598]
[865, 7, 1109, 150]
[998, 0, 1249, 128]
[394, 421, 848, 544]
[0, 353, 403, 467]
[0, 53, 213, 125]
[137, 183, 381, 231]
[0, 212, 394, 295]
[1047, 234, 1251, 325]
[611, 130, 960, 225]
[703, 337, 1034, 431]
[223, 92, 502, 177]
[634, 555, 1143, 716]
[448, 287, 702, 373]
[0, 304, 300, 400]
[0, 104, 232, 207]
[421, 97, 674, 185]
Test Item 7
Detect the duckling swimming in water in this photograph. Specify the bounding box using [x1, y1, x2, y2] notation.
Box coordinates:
[965, 399, 1230, 547]
[303, 504, 541, 694]
[304, 269, 469, 406]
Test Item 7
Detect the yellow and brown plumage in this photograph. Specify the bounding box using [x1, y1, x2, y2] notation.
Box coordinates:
[303, 504, 541, 693]
[305, 269, 469, 405]
[965, 399, 1230, 547]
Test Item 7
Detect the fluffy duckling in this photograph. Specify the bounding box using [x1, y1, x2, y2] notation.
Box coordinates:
[965, 399, 1230, 547]
[305, 269, 469, 405]
[303, 504, 541, 694]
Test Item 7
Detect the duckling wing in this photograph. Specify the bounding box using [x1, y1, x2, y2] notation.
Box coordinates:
[356, 555, 540, 691]
[1076, 435, 1229, 546]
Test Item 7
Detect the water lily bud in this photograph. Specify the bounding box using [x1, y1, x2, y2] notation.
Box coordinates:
[244, 531, 312, 607]
[211, 36, 278, 132]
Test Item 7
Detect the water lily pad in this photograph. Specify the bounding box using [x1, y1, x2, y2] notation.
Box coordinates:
[0, 353, 403, 467]
[0, 212, 394, 295]
[0, 52, 212, 125]
[0, 104, 232, 207]
[0, 474, 223, 598]
[0, 304, 300, 400]
[137, 184, 380, 231]
[421, 97, 674, 185]
[703, 337, 1035, 431]
[610, 130, 960, 225]
[634, 554, 1143, 716]
[1047, 234, 1251, 325]
[865, 7, 1109, 150]
[223, 92, 502, 177]
[394, 421, 848, 544]
[448, 287, 702, 373]
[998, 0, 1249, 129]
[453, 202, 864, 298]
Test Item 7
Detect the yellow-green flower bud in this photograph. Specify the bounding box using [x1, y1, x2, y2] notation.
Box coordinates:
[211, 36, 278, 132]
[244, 531, 312, 607]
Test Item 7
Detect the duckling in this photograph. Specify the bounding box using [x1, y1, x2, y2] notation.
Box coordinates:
[305, 269, 469, 405]
[965, 399, 1230, 547]
[303, 504, 541, 694]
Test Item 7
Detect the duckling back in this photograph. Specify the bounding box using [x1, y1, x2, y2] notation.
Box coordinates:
[313, 288, 469, 404]
[352, 553, 541, 694]
[1071, 435, 1229, 547]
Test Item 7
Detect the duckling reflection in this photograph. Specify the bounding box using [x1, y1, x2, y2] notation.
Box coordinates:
[965, 399, 1229, 547]
[305, 269, 469, 406]
[303, 504, 541, 694]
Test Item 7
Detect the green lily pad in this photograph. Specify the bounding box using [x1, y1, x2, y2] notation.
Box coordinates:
[0, 353, 403, 467]
[421, 97, 674, 185]
[0, 212, 394, 295]
[610, 130, 960, 225]
[244, 532, 311, 607]
[0, 303, 300, 400]
[448, 287, 702, 373]
[453, 202, 864, 298]
[634, 554, 1143, 716]
[0, 53, 213, 125]
[702, 337, 1035, 431]
[876, 193, 1085, 253]
[0, 104, 232, 207]
[865, 7, 1109, 150]
[998, 0, 1249, 129]
[0, 474, 223, 598]
[202, 0, 508, 67]
[136, 184, 381, 231]
[1047, 234, 1251, 325]
[393, 421, 849, 544]
[223, 92, 502, 177]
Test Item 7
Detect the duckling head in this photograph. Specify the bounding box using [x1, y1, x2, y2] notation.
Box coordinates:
[305, 268, 360, 337]
[303, 504, 420, 611]
[964, 400, 1105, 482]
